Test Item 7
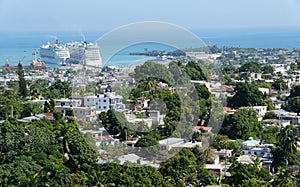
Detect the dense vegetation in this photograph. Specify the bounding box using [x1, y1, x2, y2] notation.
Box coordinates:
[228, 82, 264, 108]
[100, 88, 182, 147]
[0, 117, 99, 186]
[1, 60, 299, 186]
[101, 60, 213, 147]
[0, 116, 220, 186]
[220, 108, 263, 140]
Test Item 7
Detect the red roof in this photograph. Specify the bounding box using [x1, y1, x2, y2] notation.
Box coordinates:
[223, 107, 234, 111]
[93, 135, 114, 141]
[43, 113, 55, 121]
[195, 126, 212, 131]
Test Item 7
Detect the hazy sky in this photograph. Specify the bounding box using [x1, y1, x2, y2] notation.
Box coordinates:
[1, 0, 300, 31]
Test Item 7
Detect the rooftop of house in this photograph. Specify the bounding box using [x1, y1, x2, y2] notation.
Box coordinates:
[93, 135, 114, 142]
[18, 113, 55, 123]
[194, 125, 212, 132]
[118, 154, 141, 164]
[236, 155, 255, 164]
[242, 137, 260, 147]
[159, 137, 184, 146]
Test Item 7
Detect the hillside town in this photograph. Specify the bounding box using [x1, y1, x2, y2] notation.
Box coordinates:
[0, 46, 300, 186]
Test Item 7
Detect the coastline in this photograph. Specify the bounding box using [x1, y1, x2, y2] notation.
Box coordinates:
[2, 27, 300, 67]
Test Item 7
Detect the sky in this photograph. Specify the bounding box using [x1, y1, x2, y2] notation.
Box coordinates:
[1, 0, 300, 31]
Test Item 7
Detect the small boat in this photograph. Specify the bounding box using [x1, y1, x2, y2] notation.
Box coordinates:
[31, 51, 45, 68]
[31, 59, 46, 68]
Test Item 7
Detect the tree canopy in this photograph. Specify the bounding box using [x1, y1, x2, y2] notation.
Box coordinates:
[262, 65, 274, 75]
[287, 96, 300, 115]
[230, 162, 272, 186]
[133, 61, 174, 85]
[239, 62, 261, 73]
[228, 82, 264, 108]
[289, 85, 300, 98]
[220, 108, 263, 140]
[17, 62, 28, 98]
[272, 77, 288, 91]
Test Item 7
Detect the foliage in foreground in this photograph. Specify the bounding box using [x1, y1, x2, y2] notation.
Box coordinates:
[0, 117, 219, 186]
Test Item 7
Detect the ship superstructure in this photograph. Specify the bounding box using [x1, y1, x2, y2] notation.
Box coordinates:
[39, 40, 102, 68]
[66, 41, 102, 68]
[39, 40, 70, 65]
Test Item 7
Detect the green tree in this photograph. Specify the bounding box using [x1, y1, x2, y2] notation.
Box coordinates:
[0, 95, 22, 119]
[100, 110, 122, 136]
[287, 96, 300, 115]
[273, 167, 297, 187]
[239, 62, 262, 73]
[220, 108, 263, 140]
[195, 84, 211, 100]
[263, 111, 278, 119]
[160, 148, 217, 186]
[241, 178, 272, 187]
[17, 62, 28, 97]
[44, 98, 55, 113]
[261, 126, 280, 144]
[47, 79, 72, 99]
[30, 88, 42, 100]
[228, 82, 264, 108]
[135, 135, 158, 147]
[290, 62, 297, 71]
[262, 65, 274, 75]
[98, 162, 171, 186]
[230, 162, 272, 186]
[289, 85, 300, 98]
[21, 102, 43, 118]
[272, 77, 288, 91]
[183, 61, 208, 81]
[134, 61, 174, 85]
[277, 125, 298, 166]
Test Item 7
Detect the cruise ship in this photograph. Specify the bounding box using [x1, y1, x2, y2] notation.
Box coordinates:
[66, 41, 102, 68]
[39, 40, 102, 68]
[39, 40, 70, 65]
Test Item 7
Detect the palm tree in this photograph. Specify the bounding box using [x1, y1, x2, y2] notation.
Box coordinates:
[273, 166, 296, 187]
[144, 78, 157, 91]
[278, 125, 298, 166]
[30, 88, 42, 100]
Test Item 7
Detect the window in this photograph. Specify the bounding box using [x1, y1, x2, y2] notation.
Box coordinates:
[103, 106, 106, 109]
[87, 99, 89, 102]
[103, 100, 106, 102]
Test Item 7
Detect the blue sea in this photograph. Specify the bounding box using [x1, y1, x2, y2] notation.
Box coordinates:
[1, 27, 300, 67]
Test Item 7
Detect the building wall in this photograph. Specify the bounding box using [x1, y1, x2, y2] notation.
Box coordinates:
[83, 92, 124, 111]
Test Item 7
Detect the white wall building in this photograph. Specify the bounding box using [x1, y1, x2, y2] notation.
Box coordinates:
[55, 98, 82, 107]
[83, 92, 124, 112]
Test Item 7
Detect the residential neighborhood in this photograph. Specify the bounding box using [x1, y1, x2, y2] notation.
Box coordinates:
[0, 46, 300, 186]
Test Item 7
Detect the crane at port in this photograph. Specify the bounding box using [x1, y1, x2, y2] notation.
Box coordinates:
[19, 56, 26, 64]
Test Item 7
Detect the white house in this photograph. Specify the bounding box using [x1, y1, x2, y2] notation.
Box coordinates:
[258, 88, 270, 95]
[55, 98, 82, 107]
[84, 91, 125, 112]
[54, 105, 97, 122]
[251, 106, 268, 118]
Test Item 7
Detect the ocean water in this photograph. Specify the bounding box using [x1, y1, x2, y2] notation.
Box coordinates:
[1, 27, 300, 67]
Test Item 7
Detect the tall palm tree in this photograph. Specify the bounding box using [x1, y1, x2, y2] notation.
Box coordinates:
[30, 88, 42, 100]
[273, 166, 296, 187]
[144, 78, 157, 91]
[278, 125, 298, 166]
